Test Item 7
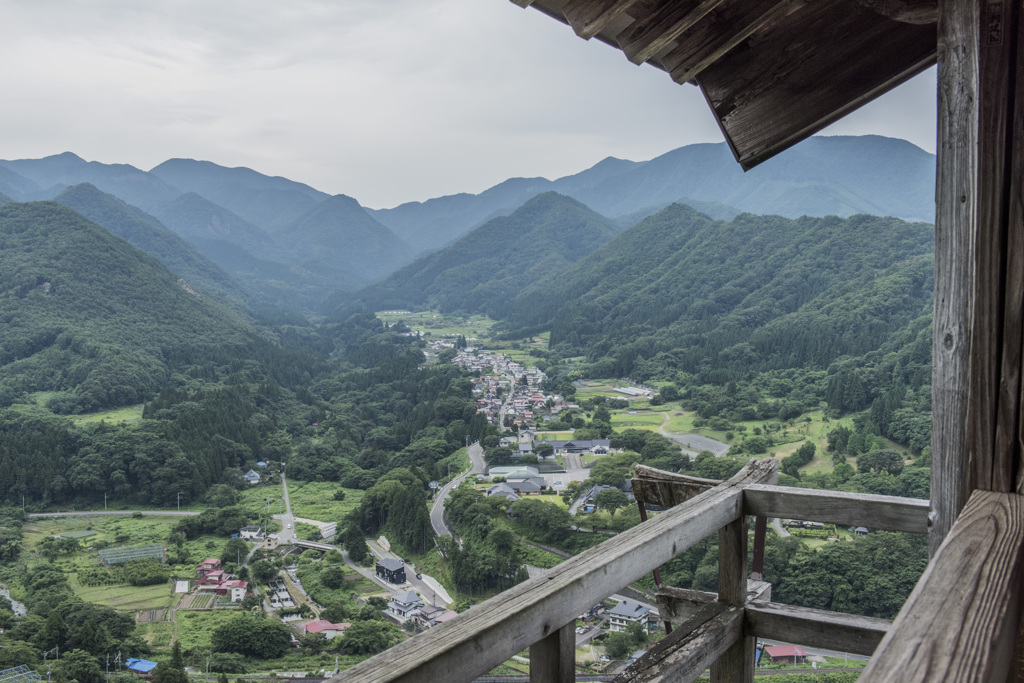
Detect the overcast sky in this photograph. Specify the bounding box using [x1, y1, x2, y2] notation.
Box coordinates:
[0, 0, 937, 209]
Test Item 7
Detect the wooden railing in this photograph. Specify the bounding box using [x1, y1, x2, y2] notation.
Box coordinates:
[335, 460, 1023, 682]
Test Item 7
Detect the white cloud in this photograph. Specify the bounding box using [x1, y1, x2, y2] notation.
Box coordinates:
[0, 0, 936, 208]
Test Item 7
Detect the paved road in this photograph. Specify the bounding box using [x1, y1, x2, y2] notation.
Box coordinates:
[658, 416, 730, 457]
[430, 442, 485, 536]
[273, 471, 296, 544]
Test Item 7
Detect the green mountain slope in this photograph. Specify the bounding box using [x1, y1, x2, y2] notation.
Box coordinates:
[350, 192, 619, 315]
[281, 194, 413, 285]
[149, 158, 329, 231]
[503, 205, 934, 380]
[0, 201, 257, 413]
[54, 183, 252, 309]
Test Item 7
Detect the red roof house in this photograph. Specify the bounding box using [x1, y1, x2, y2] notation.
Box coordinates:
[763, 645, 807, 664]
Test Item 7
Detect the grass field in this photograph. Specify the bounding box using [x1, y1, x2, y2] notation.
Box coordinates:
[609, 411, 664, 432]
[375, 311, 496, 340]
[285, 481, 365, 523]
[175, 609, 241, 651]
[535, 431, 575, 441]
[71, 577, 177, 611]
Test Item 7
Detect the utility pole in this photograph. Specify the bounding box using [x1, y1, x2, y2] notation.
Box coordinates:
[177, 492, 181, 511]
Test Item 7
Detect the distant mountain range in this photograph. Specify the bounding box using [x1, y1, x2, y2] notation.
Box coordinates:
[0, 135, 936, 311]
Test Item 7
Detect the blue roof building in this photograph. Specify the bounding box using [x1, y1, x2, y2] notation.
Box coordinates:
[125, 659, 158, 674]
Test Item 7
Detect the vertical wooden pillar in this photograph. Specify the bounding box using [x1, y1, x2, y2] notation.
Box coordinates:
[933, 0, 1024, 554]
[711, 515, 752, 682]
[932, 0, 981, 555]
[529, 622, 575, 683]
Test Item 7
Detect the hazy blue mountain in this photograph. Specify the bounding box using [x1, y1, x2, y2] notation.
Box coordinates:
[0, 192, 11, 205]
[0, 152, 181, 213]
[281, 194, 413, 285]
[0, 166, 42, 201]
[368, 177, 554, 252]
[0, 201, 256, 412]
[54, 183, 252, 308]
[346, 192, 618, 315]
[150, 191, 279, 257]
[149, 158, 329, 231]
[371, 135, 935, 253]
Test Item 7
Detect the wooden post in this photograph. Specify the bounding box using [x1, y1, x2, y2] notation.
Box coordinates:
[710, 514, 752, 681]
[934, 0, 1024, 551]
[932, 0, 981, 555]
[530, 622, 575, 683]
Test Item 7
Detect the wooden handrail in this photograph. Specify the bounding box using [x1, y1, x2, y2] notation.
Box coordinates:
[743, 484, 930, 534]
[860, 489, 1024, 681]
[336, 459, 777, 682]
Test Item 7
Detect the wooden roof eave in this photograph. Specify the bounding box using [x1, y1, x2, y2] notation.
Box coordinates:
[514, 0, 938, 169]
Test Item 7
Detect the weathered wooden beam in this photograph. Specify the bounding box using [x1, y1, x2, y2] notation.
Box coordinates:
[662, 0, 803, 84]
[697, 1, 935, 170]
[860, 490, 1024, 681]
[612, 605, 744, 683]
[712, 513, 752, 682]
[530, 622, 575, 683]
[930, 0, 979, 555]
[632, 465, 720, 507]
[742, 485, 930, 534]
[656, 581, 771, 623]
[857, 0, 938, 24]
[617, 0, 728, 65]
[562, 0, 639, 39]
[337, 459, 776, 682]
[744, 602, 890, 657]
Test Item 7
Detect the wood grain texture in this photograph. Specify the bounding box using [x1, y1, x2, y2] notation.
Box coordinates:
[612, 606, 743, 683]
[743, 485, 930, 534]
[996, 0, 1024, 496]
[931, 0, 980, 556]
[969, 0, 1013, 495]
[632, 466, 720, 508]
[744, 602, 890, 657]
[662, 0, 803, 84]
[562, 0, 640, 39]
[712, 514, 752, 681]
[697, 0, 936, 169]
[530, 622, 575, 683]
[656, 581, 770, 623]
[337, 459, 776, 682]
[617, 0, 727, 65]
[860, 490, 1024, 681]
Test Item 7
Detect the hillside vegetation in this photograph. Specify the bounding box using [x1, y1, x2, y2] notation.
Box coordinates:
[0, 201, 256, 413]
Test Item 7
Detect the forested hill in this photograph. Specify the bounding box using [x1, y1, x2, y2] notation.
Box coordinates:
[0, 201, 257, 413]
[54, 183, 253, 309]
[342, 192, 619, 316]
[501, 205, 934, 384]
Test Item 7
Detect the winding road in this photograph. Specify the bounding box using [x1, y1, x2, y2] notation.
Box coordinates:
[430, 442, 485, 537]
[658, 414, 731, 457]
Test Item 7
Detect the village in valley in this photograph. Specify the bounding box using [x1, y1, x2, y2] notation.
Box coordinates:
[0, 312, 875, 681]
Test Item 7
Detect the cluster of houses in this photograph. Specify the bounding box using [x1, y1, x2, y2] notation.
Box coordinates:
[266, 578, 296, 609]
[195, 559, 248, 602]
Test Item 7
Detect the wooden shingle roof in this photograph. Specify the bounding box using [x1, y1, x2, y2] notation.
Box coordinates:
[512, 0, 937, 169]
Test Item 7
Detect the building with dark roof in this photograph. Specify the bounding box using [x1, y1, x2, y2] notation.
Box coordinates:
[376, 558, 406, 584]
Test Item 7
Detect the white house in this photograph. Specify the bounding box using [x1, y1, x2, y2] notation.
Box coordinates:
[387, 590, 425, 621]
[243, 469, 261, 485]
[606, 600, 658, 632]
[239, 525, 262, 540]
